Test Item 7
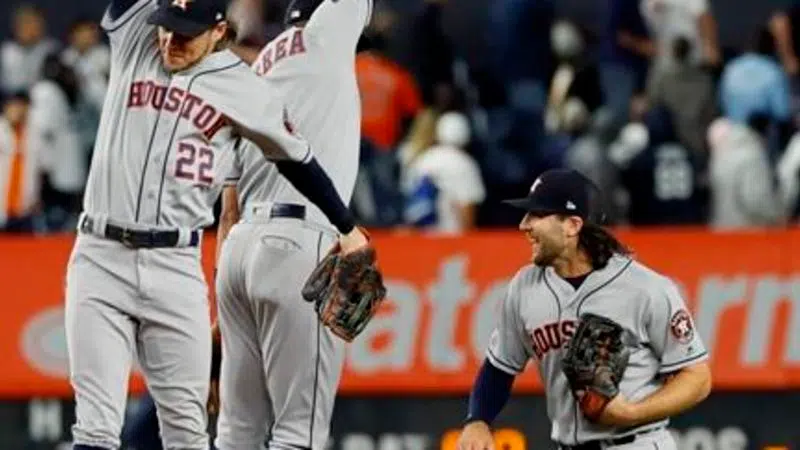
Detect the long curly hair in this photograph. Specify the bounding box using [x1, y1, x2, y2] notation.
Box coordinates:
[578, 223, 632, 269]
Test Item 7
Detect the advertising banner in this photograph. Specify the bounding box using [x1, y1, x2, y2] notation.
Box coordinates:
[3, 393, 798, 449]
[1, 229, 800, 397]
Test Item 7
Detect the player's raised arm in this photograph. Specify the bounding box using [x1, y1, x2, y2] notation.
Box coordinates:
[303, 0, 373, 55]
[212, 70, 366, 252]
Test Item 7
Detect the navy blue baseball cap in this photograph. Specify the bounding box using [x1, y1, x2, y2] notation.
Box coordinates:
[503, 169, 605, 223]
[147, 0, 227, 38]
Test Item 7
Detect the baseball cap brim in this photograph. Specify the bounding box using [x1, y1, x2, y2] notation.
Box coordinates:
[502, 197, 584, 218]
[503, 197, 557, 214]
[147, 8, 213, 38]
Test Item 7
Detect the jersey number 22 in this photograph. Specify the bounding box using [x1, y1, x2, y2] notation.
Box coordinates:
[175, 141, 215, 185]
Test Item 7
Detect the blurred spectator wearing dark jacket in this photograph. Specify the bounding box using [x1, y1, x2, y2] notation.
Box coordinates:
[488, 0, 555, 165]
[647, 36, 716, 160]
[411, 0, 458, 110]
[546, 20, 604, 135]
[611, 105, 706, 225]
[600, 0, 655, 130]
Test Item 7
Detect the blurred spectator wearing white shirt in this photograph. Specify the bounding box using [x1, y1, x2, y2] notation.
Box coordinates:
[707, 116, 787, 229]
[0, 5, 60, 94]
[0, 92, 44, 232]
[641, 0, 721, 69]
[401, 112, 486, 234]
[30, 55, 85, 230]
[61, 18, 110, 115]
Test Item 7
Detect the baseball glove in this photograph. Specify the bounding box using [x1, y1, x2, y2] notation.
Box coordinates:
[562, 313, 630, 421]
[301, 233, 387, 342]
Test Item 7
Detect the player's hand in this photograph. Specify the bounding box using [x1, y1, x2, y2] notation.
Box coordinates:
[457, 421, 495, 450]
[207, 379, 220, 415]
[596, 395, 638, 427]
[338, 226, 369, 255]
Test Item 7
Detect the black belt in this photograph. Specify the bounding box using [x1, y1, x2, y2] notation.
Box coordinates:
[558, 427, 663, 450]
[266, 203, 306, 220]
[80, 216, 200, 249]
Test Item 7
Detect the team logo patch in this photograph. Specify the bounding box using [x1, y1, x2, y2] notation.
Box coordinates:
[670, 309, 694, 344]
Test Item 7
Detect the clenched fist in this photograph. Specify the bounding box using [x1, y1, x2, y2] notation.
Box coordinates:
[457, 421, 495, 450]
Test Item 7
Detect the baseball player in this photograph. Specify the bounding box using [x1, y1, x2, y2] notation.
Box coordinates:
[64, 0, 370, 448]
[457, 169, 712, 450]
[211, 1, 372, 449]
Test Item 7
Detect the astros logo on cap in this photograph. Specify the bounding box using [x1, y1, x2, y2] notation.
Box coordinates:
[172, 0, 192, 10]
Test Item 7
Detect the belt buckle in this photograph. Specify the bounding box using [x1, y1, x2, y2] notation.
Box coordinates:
[121, 229, 135, 248]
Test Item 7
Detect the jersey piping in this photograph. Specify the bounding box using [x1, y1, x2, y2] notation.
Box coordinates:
[134, 76, 172, 222]
[307, 231, 324, 448]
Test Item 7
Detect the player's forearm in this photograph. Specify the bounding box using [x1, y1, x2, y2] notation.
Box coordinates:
[275, 157, 356, 235]
[464, 359, 515, 426]
[629, 362, 712, 425]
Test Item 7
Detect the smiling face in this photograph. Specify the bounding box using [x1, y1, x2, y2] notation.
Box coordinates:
[157, 21, 227, 72]
[519, 212, 583, 267]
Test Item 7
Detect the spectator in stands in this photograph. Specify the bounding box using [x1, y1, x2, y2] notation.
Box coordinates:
[488, 0, 554, 167]
[0, 4, 60, 94]
[719, 26, 794, 153]
[61, 18, 110, 115]
[707, 116, 788, 229]
[601, 0, 655, 130]
[355, 9, 424, 226]
[641, 0, 721, 73]
[61, 18, 110, 164]
[411, 0, 459, 111]
[611, 105, 707, 225]
[30, 54, 84, 231]
[647, 36, 716, 161]
[401, 112, 486, 234]
[0, 91, 44, 232]
[769, 3, 800, 79]
[776, 130, 800, 219]
[545, 20, 604, 135]
[562, 101, 623, 224]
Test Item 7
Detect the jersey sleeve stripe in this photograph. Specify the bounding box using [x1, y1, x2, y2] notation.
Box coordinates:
[486, 349, 523, 375]
[102, 0, 152, 33]
[658, 350, 709, 373]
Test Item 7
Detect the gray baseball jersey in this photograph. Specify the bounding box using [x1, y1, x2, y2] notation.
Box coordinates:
[227, 0, 371, 222]
[487, 255, 708, 446]
[84, 0, 311, 231]
[214, 1, 372, 449]
[66, 1, 317, 448]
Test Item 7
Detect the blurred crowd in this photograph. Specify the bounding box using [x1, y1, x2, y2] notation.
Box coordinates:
[2, 0, 800, 234]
